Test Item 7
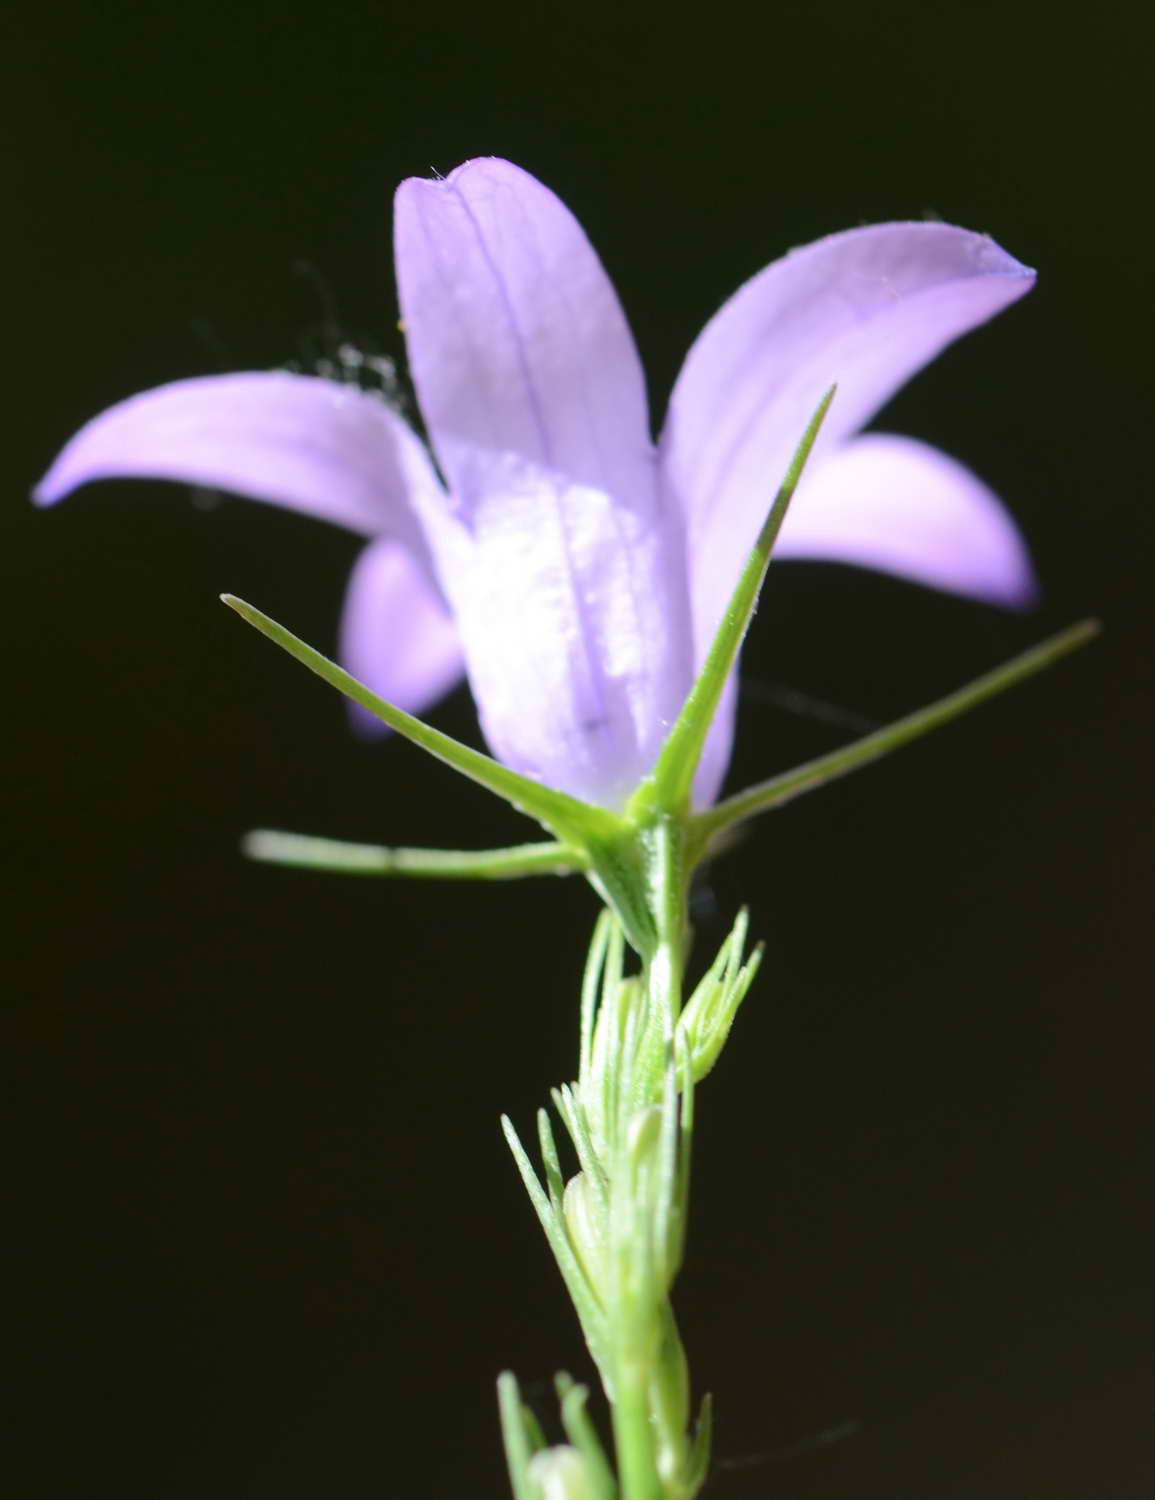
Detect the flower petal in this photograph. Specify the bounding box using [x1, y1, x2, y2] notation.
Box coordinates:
[661, 222, 1036, 654]
[395, 157, 695, 806]
[423, 451, 692, 810]
[776, 433, 1038, 606]
[339, 538, 464, 734]
[394, 157, 658, 518]
[34, 371, 443, 550]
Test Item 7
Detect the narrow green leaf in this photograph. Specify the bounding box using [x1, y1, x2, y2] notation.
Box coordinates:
[686, 1392, 714, 1495]
[501, 1115, 607, 1365]
[654, 1059, 680, 1283]
[221, 594, 620, 846]
[580, 912, 614, 1087]
[632, 386, 836, 818]
[677, 910, 765, 1085]
[497, 1372, 540, 1500]
[679, 907, 745, 1020]
[696, 618, 1101, 842]
[537, 1108, 566, 1211]
[675, 1044, 695, 1263]
[242, 829, 581, 880]
[521, 1407, 549, 1457]
[552, 1085, 608, 1193]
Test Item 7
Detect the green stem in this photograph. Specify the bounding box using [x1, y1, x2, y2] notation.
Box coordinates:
[608, 815, 697, 1500]
[610, 1341, 665, 1500]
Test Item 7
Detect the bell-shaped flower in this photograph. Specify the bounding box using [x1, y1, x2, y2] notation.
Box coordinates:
[36, 157, 1036, 811]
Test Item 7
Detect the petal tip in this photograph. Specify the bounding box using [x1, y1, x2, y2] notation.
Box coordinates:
[999, 563, 1042, 613]
[977, 524, 1041, 613]
[402, 153, 510, 193]
[32, 442, 100, 506]
[396, 155, 521, 203]
[31, 471, 64, 507]
[347, 700, 392, 739]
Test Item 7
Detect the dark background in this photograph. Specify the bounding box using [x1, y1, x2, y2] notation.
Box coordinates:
[5, 2, 1152, 1496]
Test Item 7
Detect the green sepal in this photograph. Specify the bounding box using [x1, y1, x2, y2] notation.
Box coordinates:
[695, 617, 1101, 844]
[582, 826, 660, 960]
[221, 594, 619, 849]
[242, 829, 582, 880]
[222, 593, 672, 953]
[629, 385, 836, 821]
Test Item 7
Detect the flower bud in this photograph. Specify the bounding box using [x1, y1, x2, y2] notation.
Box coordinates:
[623, 1103, 680, 1291]
[582, 974, 638, 1148]
[562, 1172, 608, 1301]
[527, 1444, 598, 1500]
[626, 1102, 662, 1160]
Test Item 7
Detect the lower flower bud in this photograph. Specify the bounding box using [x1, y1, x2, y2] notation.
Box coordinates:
[527, 1444, 598, 1500]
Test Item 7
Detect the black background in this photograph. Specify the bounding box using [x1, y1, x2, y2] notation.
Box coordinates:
[6, 2, 1153, 1496]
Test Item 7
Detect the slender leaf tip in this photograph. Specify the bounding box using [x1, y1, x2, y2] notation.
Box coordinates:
[220, 592, 619, 846]
[636, 384, 836, 817]
[698, 616, 1102, 840]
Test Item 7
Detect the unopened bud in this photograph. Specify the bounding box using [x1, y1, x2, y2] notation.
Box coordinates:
[623, 1104, 679, 1290]
[626, 1103, 662, 1166]
[583, 974, 638, 1148]
[527, 1445, 597, 1500]
[562, 1172, 608, 1300]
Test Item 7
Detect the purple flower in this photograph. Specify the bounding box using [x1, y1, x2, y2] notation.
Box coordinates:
[36, 158, 1036, 811]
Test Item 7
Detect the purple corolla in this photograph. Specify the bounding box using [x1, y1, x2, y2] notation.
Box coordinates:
[36, 157, 1036, 811]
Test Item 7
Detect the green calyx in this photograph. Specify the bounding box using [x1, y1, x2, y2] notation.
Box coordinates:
[223, 387, 1099, 957]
